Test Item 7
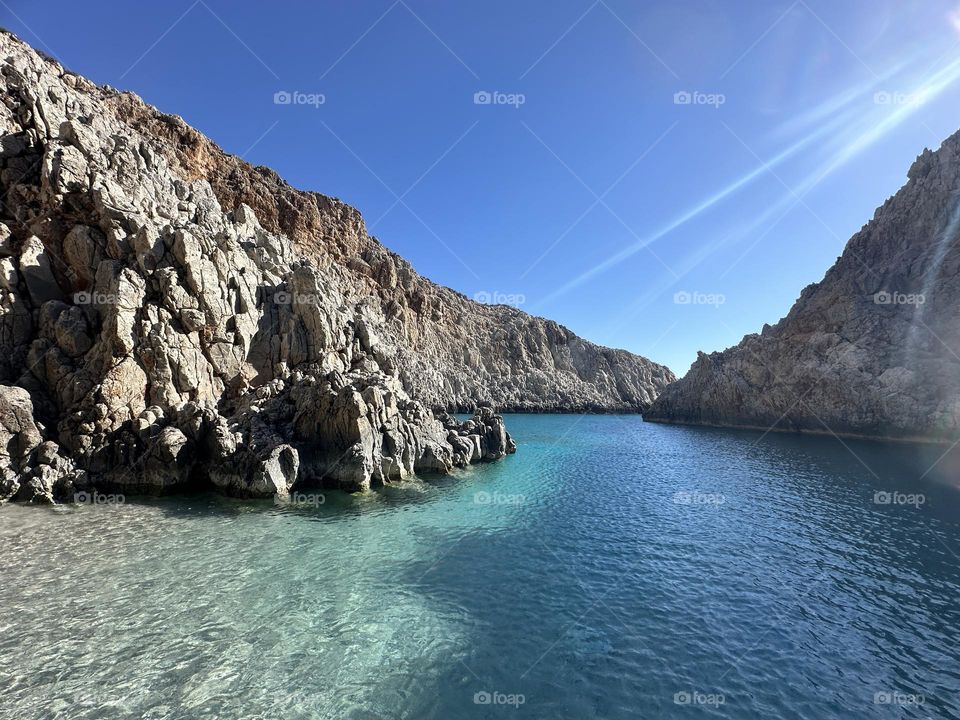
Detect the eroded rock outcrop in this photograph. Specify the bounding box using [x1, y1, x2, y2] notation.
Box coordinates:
[646, 133, 960, 443]
[0, 384, 83, 502]
[109, 74, 675, 415]
[0, 30, 524, 501]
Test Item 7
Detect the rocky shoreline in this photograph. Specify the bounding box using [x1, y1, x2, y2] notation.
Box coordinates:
[0, 380, 515, 502]
[0, 30, 618, 504]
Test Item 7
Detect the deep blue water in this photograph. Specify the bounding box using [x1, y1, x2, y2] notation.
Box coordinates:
[2, 415, 960, 719]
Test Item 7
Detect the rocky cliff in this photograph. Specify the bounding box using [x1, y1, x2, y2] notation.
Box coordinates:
[0, 30, 677, 502]
[108, 70, 676, 416]
[646, 131, 960, 443]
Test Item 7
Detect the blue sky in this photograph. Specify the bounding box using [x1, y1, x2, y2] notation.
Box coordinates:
[5, 0, 960, 374]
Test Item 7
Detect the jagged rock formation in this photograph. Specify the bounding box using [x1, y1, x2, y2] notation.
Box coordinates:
[0, 30, 565, 502]
[0, 384, 83, 502]
[108, 81, 675, 415]
[646, 132, 960, 443]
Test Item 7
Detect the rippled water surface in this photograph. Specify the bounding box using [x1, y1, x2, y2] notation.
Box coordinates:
[2, 415, 960, 719]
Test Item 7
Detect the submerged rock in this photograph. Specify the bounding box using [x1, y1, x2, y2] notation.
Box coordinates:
[646, 131, 960, 443]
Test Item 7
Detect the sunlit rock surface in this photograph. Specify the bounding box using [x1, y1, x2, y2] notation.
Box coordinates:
[646, 138, 960, 443]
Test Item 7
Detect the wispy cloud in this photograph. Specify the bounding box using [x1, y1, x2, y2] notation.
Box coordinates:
[770, 54, 919, 140]
[535, 108, 851, 307]
[818, 55, 960, 176]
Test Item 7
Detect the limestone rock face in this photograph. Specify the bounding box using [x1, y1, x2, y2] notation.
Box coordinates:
[108, 71, 675, 416]
[0, 31, 623, 501]
[646, 135, 960, 443]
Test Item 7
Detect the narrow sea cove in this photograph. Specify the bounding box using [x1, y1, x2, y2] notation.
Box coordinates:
[2, 415, 959, 720]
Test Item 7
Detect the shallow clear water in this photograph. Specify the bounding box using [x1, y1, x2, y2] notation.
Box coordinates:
[2, 415, 960, 719]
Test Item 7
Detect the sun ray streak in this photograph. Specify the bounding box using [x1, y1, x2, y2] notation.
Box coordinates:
[539, 51, 960, 308]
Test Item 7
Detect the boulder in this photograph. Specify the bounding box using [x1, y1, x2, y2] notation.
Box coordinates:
[19, 235, 61, 307]
[0, 385, 81, 503]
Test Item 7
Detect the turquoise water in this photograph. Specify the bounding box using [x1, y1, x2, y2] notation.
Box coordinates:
[2, 414, 960, 719]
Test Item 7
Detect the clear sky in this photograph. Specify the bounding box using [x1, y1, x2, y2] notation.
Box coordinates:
[5, 0, 960, 375]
